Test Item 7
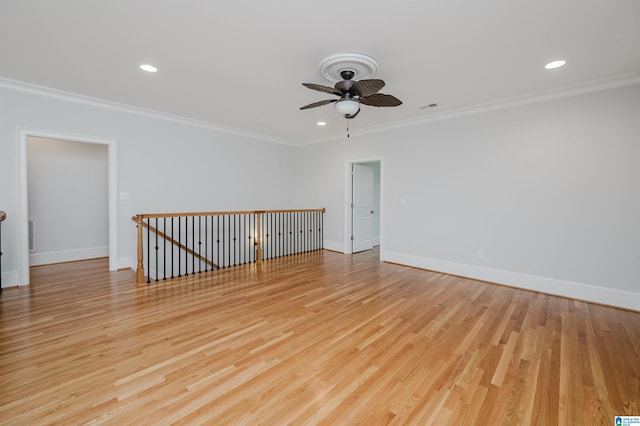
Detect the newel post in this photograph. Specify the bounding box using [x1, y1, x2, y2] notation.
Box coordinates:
[135, 215, 145, 285]
[255, 211, 264, 265]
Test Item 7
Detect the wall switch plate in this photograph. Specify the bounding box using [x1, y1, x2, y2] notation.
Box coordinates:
[477, 250, 484, 260]
[119, 192, 130, 200]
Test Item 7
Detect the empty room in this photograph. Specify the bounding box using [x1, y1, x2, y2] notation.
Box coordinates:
[1, 1, 639, 424]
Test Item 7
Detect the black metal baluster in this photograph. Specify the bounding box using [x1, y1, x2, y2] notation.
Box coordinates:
[283, 212, 287, 256]
[304, 212, 308, 252]
[270, 213, 273, 259]
[242, 214, 246, 265]
[185, 216, 189, 275]
[211, 216, 215, 270]
[264, 214, 269, 260]
[217, 216, 220, 269]
[178, 217, 182, 277]
[221, 216, 225, 268]
[154, 218, 159, 281]
[227, 215, 231, 268]
[321, 211, 324, 249]
[309, 212, 318, 250]
[316, 211, 320, 250]
[204, 216, 208, 272]
[288, 212, 292, 256]
[308, 212, 312, 252]
[233, 215, 237, 266]
[163, 217, 167, 280]
[264, 213, 268, 261]
[249, 214, 252, 263]
[146, 218, 150, 283]
[299, 212, 303, 254]
[279, 213, 283, 258]
[186, 216, 190, 275]
[293, 213, 297, 254]
[191, 216, 195, 274]
[198, 216, 202, 274]
[171, 218, 175, 278]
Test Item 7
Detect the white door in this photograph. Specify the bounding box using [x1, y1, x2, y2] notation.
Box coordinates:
[352, 163, 374, 253]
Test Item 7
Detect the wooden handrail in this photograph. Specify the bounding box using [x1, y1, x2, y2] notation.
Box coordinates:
[0, 211, 6, 222]
[135, 208, 325, 220]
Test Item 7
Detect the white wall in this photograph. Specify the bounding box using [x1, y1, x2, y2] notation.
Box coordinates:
[294, 83, 640, 311]
[27, 137, 109, 265]
[0, 83, 295, 286]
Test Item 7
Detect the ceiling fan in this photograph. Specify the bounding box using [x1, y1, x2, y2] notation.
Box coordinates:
[300, 69, 402, 119]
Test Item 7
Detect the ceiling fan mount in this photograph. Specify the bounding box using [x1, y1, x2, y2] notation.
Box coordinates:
[339, 70, 355, 81]
[300, 53, 402, 119]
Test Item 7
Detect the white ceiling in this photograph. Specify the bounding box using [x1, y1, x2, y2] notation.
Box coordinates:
[1, 1, 639, 145]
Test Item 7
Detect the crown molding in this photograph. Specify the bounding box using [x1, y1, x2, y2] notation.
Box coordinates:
[298, 72, 640, 146]
[0, 77, 292, 146]
[3, 73, 639, 148]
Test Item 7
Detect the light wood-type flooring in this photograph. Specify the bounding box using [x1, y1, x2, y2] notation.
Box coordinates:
[1, 249, 639, 425]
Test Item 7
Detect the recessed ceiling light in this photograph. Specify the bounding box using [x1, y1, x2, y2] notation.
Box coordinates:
[140, 64, 158, 73]
[545, 60, 566, 70]
[317, 121, 326, 126]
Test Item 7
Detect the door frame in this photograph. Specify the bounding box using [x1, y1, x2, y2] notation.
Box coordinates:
[344, 157, 383, 255]
[17, 129, 118, 285]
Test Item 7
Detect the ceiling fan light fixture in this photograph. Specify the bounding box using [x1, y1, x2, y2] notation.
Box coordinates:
[335, 99, 360, 116]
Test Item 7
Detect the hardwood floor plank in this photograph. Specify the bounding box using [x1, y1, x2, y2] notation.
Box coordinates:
[1, 250, 639, 424]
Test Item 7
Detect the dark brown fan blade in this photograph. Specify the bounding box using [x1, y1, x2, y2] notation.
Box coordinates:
[359, 93, 402, 107]
[300, 99, 337, 110]
[351, 79, 385, 97]
[302, 83, 342, 96]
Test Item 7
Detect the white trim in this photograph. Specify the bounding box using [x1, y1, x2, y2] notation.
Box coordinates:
[4, 73, 638, 148]
[118, 257, 136, 271]
[298, 73, 640, 145]
[1, 270, 21, 288]
[0, 77, 290, 146]
[382, 250, 640, 312]
[29, 246, 109, 266]
[323, 240, 345, 253]
[17, 129, 119, 286]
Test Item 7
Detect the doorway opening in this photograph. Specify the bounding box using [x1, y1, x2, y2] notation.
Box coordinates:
[17, 130, 118, 286]
[345, 159, 382, 255]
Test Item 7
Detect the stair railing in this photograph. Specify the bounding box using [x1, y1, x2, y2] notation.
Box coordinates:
[133, 208, 325, 285]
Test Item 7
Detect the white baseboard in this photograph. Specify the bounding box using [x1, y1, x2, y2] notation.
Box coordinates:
[1, 270, 21, 288]
[324, 240, 346, 253]
[382, 250, 640, 312]
[118, 257, 136, 271]
[372, 237, 380, 246]
[29, 246, 109, 266]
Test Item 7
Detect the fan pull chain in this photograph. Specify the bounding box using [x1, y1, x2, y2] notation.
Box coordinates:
[347, 121, 350, 139]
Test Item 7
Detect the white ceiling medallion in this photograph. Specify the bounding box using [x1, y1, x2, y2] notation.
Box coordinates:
[319, 53, 378, 83]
